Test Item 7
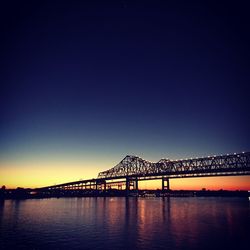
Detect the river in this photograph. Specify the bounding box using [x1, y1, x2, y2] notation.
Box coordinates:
[0, 197, 249, 250]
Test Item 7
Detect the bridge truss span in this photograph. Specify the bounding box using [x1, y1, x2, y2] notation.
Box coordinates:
[98, 152, 250, 179]
[37, 152, 250, 194]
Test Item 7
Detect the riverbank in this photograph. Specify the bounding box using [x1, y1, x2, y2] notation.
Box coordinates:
[0, 188, 249, 199]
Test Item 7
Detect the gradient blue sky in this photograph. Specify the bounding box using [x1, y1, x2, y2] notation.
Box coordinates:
[1, 1, 249, 188]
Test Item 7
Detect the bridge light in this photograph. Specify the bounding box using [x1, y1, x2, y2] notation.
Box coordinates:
[242, 151, 245, 154]
[234, 152, 236, 155]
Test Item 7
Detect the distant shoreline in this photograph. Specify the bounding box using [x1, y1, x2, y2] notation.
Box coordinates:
[0, 189, 249, 199]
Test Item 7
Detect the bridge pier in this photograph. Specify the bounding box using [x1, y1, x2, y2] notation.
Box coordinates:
[162, 177, 170, 191]
[96, 180, 106, 191]
[135, 177, 138, 190]
[126, 177, 130, 192]
[126, 177, 138, 196]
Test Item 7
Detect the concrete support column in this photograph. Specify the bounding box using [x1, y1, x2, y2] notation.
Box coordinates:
[134, 177, 138, 191]
[126, 177, 130, 191]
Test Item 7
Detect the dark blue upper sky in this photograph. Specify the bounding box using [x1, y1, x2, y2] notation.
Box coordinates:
[1, 0, 249, 163]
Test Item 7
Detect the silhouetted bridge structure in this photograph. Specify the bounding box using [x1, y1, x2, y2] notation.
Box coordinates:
[36, 152, 250, 195]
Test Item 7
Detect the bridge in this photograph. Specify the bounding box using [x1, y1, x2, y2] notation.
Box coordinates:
[36, 152, 250, 195]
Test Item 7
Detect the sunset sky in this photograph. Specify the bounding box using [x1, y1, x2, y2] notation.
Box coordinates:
[1, 1, 249, 190]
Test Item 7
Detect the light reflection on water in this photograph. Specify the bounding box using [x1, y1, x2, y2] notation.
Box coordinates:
[0, 197, 249, 250]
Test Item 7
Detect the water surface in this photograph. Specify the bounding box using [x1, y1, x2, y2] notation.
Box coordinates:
[0, 197, 249, 250]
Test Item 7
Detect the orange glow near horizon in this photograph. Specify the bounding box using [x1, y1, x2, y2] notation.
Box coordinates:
[138, 176, 250, 191]
[1, 161, 250, 190]
[0, 160, 104, 189]
[1, 156, 250, 190]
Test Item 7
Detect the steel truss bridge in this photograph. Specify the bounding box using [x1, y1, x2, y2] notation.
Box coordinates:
[36, 152, 250, 193]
